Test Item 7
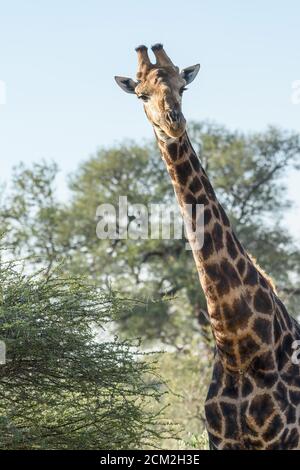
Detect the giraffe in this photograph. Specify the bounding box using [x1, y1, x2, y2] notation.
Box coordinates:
[115, 44, 300, 450]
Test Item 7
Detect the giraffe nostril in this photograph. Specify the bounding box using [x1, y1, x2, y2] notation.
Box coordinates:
[171, 110, 179, 122]
[166, 110, 180, 124]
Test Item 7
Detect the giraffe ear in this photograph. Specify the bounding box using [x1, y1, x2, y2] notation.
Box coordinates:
[180, 64, 200, 85]
[114, 76, 137, 94]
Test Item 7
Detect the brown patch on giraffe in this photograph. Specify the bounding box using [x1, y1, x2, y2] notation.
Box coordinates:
[205, 263, 230, 296]
[175, 160, 192, 185]
[223, 297, 252, 333]
[276, 344, 290, 371]
[212, 359, 224, 381]
[273, 381, 289, 411]
[197, 194, 209, 206]
[222, 373, 239, 399]
[205, 402, 223, 434]
[253, 317, 272, 343]
[282, 428, 299, 449]
[226, 232, 238, 260]
[189, 152, 200, 172]
[259, 275, 269, 289]
[238, 334, 260, 363]
[184, 193, 198, 221]
[206, 361, 224, 399]
[212, 222, 224, 251]
[205, 263, 219, 281]
[266, 440, 282, 450]
[223, 442, 244, 450]
[204, 208, 212, 226]
[254, 288, 273, 314]
[178, 145, 184, 158]
[215, 279, 231, 297]
[212, 204, 220, 220]
[289, 390, 300, 406]
[188, 175, 202, 194]
[237, 258, 246, 276]
[167, 142, 178, 160]
[285, 363, 300, 387]
[218, 337, 238, 368]
[241, 401, 259, 437]
[179, 141, 188, 158]
[220, 259, 241, 288]
[263, 414, 284, 442]
[220, 402, 239, 439]
[281, 375, 300, 390]
[252, 369, 278, 389]
[184, 193, 197, 206]
[286, 405, 296, 424]
[242, 377, 254, 397]
[252, 350, 275, 371]
[248, 393, 275, 427]
[206, 381, 220, 400]
[244, 263, 258, 286]
[243, 437, 265, 449]
[182, 140, 188, 152]
[202, 232, 214, 260]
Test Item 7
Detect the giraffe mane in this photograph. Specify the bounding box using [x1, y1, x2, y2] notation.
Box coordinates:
[248, 253, 277, 294]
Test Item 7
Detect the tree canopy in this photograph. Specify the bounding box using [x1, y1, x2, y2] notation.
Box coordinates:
[2, 121, 299, 347]
[1, 119, 300, 449]
[0, 258, 166, 449]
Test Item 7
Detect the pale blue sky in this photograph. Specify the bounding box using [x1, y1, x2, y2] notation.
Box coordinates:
[0, 0, 299, 237]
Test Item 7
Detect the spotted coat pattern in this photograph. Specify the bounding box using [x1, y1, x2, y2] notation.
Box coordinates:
[157, 132, 300, 450]
[115, 44, 300, 449]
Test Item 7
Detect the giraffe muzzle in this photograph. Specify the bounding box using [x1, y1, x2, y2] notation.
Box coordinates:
[165, 110, 186, 136]
[166, 109, 181, 124]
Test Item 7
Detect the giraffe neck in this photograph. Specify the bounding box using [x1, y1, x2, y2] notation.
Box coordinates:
[155, 128, 275, 372]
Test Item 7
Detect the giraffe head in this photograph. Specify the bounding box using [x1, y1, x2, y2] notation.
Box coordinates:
[115, 44, 200, 139]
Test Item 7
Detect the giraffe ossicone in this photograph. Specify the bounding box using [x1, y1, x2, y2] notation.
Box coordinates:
[115, 44, 300, 450]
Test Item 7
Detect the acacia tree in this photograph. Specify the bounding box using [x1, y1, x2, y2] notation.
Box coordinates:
[0, 257, 166, 450]
[1, 121, 300, 347]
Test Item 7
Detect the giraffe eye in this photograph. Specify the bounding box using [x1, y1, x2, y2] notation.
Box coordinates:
[138, 94, 149, 102]
[179, 87, 188, 95]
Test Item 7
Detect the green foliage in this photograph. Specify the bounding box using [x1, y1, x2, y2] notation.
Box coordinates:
[1, 120, 299, 450]
[2, 122, 299, 347]
[0, 258, 167, 449]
